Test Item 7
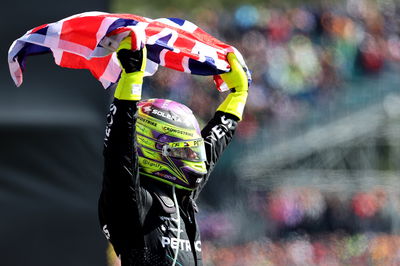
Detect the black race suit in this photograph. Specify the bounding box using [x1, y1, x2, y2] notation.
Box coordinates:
[98, 99, 238, 266]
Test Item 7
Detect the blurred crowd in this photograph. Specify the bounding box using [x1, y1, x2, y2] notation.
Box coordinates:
[198, 186, 398, 240]
[249, 186, 393, 233]
[199, 186, 400, 265]
[202, 233, 400, 265]
[143, 0, 400, 139]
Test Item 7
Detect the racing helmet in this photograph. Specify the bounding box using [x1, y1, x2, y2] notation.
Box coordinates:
[136, 99, 208, 190]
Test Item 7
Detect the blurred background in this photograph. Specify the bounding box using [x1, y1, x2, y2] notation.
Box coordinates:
[2, 0, 400, 265]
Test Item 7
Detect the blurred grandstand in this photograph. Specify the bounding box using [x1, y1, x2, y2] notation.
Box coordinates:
[112, 0, 400, 264]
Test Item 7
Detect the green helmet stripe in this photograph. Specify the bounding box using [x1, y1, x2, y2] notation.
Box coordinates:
[137, 115, 200, 139]
[136, 134, 157, 150]
[165, 156, 188, 184]
[181, 160, 208, 174]
[138, 156, 189, 185]
[139, 157, 170, 173]
[140, 147, 162, 161]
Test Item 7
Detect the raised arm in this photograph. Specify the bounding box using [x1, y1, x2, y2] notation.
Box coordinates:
[194, 53, 249, 198]
[98, 37, 147, 253]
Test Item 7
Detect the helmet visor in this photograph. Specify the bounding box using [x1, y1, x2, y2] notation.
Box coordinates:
[162, 139, 206, 162]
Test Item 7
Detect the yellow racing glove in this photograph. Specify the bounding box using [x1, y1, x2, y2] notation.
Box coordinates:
[114, 36, 147, 101]
[217, 53, 249, 120]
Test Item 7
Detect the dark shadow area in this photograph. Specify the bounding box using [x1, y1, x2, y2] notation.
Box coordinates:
[0, 2, 111, 266]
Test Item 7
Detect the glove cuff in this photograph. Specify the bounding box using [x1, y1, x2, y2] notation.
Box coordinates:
[114, 71, 144, 101]
[217, 91, 248, 121]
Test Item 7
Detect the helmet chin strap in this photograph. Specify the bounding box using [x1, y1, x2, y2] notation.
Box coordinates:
[171, 186, 181, 266]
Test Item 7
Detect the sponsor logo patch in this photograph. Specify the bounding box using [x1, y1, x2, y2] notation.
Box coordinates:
[161, 236, 201, 252]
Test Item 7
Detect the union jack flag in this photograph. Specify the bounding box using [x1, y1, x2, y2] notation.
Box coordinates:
[8, 11, 251, 91]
